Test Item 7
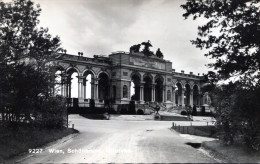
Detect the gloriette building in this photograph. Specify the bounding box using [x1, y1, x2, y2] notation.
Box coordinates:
[50, 41, 207, 112]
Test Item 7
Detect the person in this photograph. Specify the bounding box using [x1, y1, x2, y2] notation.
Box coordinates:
[155, 103, 160, 114]
[186, 105, 192, 120]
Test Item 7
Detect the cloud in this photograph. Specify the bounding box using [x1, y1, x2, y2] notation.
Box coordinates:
[33, 0, 211, 74]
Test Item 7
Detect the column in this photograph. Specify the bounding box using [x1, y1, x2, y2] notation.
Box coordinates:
[77, 76, 85, 99]
[83, 79, 87, 99]
[151, 84, 155, 102]
[68, 76, 72, 98]
[139, 84, 144, 102]
[61, 74, 67, 97]
[91, 80, 94, 99]
[190, 89, 193, 106]
[94, 78, 98, 100]
[181, 90, 185, 107]
[172, 87, 176, 106]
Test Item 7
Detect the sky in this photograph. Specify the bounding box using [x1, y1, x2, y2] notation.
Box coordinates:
[32, 0, 213, 75]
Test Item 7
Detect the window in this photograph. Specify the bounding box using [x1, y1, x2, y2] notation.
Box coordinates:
[123, 85, 128, 98]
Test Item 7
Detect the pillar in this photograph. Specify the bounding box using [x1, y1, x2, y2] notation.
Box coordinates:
[190, 89, 193, 106]
[83, 79, 87, 99]
[172, 87, 176, 106]
[77, 76, 86, 99]
[139, 84, 144, 102]
[68, 76, 72, 98]
[91, 79, 94, 99]
[61, 74, 68, 97]
[163, 87, 165, 102]
[151, 84, 155, 102]
[181, 90, 185, 107]
[198, 91, 201, 108]
[94, 78, 98, 100]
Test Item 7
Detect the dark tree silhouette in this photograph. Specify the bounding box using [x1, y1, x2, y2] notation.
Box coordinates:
[181, 0, 260, 150]
[0, 0, 64, 127]
[181, 0, 260, 87]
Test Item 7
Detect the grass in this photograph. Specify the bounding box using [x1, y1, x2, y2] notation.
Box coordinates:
[172, 125, 218, 138]
[0, 122, 78, 160]
[202, 140, 260, 163]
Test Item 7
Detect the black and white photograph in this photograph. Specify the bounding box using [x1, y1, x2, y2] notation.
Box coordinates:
[0, 0, 260, 163]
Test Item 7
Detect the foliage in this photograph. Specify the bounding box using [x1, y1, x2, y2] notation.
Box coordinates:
[128, 100, 136, 114]
[181, 0, 260, 86]
[209, 83, 260, 150]
[181, 0, 260, 150]
[36, 96, 67, 129]
[0, 0, 65, 128]
[89, 99, 95, 109]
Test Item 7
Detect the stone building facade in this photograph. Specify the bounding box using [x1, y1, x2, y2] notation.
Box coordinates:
[51, 50, 206, 110]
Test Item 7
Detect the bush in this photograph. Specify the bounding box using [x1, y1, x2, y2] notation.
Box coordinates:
[128, 101, 136, 114]
[213, 83, 260, 150]
[89, 99, 95, 109]
[137, 109, 144, 115]
[201, 106, 206, 116]
[192, 105, 197, 116]
[35, 96, 67, 129]
[120, 108, 128, 114]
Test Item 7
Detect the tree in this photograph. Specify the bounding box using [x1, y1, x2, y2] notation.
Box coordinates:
[181, 0, 260, 150]
[0, 0, 65, 127]
[181, 0, 260, 87]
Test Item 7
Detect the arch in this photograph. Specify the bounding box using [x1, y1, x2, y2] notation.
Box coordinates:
[174, 81, 184, 88]
[123, 85, 128, 98]
[143, 75, 152, 102]
[154, 74, 164, 83]
[131, 71, 141, 101]
[193, 84, 200, 106]
[83, 69, 96, 100]
[155, 77, 163, 102]
[185, 83, 191, 106]
[48, 65, 65, 96]
[130, 71, 141, 80]
[83, 69, 96, 77]
[193, 84, 199, 90]
[49, 65, 65, 73]
[143, 72, 153, 81]
[97, 70, 110, 79]
[175, 82, 183, 106]
[98, 72, 110, 100]
[65, 67, 79, 98]
[66, 67, 79, 75]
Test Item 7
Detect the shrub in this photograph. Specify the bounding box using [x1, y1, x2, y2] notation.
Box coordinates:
[89, 99, 95, 109]
[128, 101, 136, 114]
[214, 83, 260, 150]
[192, 105, 197, 116]
[35, 96, 67, 129]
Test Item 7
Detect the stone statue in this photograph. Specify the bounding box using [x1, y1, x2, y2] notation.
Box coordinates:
[141, 40, 153, 56]
[130, 44, 141, 53]
[156, 48, 163, 58]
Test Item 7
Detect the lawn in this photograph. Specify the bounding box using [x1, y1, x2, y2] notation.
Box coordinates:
[0, 122, 78, 160]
